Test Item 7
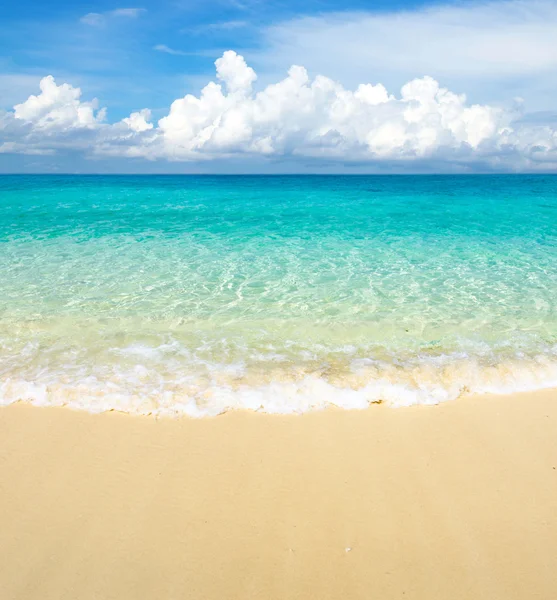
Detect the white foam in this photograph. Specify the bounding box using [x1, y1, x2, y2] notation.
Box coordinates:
[2, 351, 557, 417]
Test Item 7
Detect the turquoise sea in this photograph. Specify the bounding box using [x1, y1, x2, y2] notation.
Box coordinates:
[1, 174, 557, 416]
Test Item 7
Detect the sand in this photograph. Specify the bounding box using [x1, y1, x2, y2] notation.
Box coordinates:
[1, 391, 557, 600]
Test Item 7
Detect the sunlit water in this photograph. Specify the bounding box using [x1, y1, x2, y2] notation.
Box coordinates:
[1, 174, 557, 416]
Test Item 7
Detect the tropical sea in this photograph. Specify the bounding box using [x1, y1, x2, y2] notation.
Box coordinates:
[1, 174, 556, 416]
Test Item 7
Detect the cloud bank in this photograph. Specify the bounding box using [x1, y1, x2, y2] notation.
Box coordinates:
[1, 50, 557, 171]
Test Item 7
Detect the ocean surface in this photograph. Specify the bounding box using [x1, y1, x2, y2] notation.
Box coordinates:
[1, 174, 557, 416]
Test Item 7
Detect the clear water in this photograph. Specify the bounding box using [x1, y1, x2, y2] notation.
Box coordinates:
[1, 174, 557, 416]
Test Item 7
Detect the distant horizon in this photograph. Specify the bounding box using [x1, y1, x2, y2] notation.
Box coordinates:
[2, 172, 557, 177]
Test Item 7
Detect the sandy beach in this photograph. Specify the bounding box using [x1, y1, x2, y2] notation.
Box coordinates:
[2, 391, 557, 600]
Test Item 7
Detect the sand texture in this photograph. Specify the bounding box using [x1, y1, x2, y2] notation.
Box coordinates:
[2, 391, 557, 599]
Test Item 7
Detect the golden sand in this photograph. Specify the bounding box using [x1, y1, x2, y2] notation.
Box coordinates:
[2, 391, 557, 599]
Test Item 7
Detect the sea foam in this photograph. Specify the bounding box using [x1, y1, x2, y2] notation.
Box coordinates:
[2, 348, 557, 417]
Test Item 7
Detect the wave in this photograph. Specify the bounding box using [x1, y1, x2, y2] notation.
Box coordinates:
[2, 348, 557, 417]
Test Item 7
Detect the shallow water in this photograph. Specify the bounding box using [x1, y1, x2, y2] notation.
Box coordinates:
[1, 174, 557, 415]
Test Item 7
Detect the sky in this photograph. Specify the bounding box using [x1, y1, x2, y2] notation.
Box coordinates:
[1, 0, 557, 173]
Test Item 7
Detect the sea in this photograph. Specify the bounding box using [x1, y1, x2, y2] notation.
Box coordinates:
[1, 174, 557, 416]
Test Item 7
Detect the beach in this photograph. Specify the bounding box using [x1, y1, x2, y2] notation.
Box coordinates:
[2, 175, 557, 598]
[2, 390, 557, 600]
[2, 0, 557, 592]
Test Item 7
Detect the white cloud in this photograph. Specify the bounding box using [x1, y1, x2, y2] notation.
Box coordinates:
[0, 142, 54, 156]
[13, 75, 106, 130]
[215, 50, 257, 94]
[122, 109, 153, 132]
[187, 20, 249, 34]
[110, 8, 145, 18]
[145, 59, 510, 163]
[3, 51, 557, 171]
[80, 7, 145, 26]
[206, 20, 248, 30]
[80, 13, 105, 26]
[253, 0, 557, 111]
[153, 44, 187, 56]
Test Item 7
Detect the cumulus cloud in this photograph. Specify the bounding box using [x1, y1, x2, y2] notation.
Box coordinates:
[2, 51, 557, 171]
[13, 75, 106, 130]
[215, 50, 257, 94]
[122, 109, 153, 132]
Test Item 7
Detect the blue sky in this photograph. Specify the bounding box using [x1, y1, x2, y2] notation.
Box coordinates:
[1, 0, 557, 172]
[1, 0, 449, 117]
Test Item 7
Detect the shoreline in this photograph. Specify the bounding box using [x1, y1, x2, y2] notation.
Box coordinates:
[2, 389, 557, 599]
[4, 376, 557, 416]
